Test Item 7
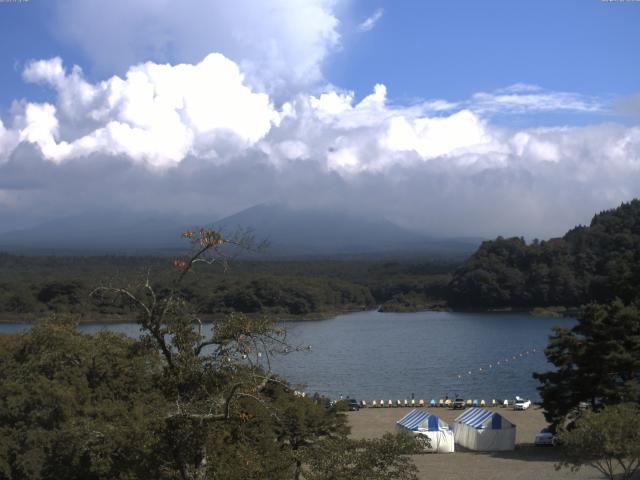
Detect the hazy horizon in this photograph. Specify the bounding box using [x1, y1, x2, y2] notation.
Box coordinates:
[0, 200, 620, 243]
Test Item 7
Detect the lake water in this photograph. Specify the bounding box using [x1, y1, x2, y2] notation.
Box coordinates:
[0, 310, 573, 402]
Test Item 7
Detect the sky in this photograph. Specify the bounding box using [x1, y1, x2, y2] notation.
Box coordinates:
[0, 0, 639, 238]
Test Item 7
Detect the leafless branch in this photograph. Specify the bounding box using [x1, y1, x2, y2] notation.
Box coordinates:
[90, 286, 152, 318]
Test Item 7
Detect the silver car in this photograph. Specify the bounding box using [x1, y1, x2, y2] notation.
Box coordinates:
[534, 429, 555, 446]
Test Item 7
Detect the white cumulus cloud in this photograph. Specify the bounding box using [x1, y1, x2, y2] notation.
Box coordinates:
[14, 54, 283, 168]
[1, 53, 640, 239]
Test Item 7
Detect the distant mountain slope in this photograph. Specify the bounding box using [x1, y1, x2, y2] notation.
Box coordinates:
[214, 204, 418, 253]
[448, 199, 640, 308]
[213, 204, 479, 258]
[0, 204, 480, 258]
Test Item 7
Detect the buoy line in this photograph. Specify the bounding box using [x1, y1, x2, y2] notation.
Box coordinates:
[453, 347, 539, 380]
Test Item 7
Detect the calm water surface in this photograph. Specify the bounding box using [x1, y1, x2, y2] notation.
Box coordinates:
[272, 310, 573, 402]
[1, 310, 573, 402]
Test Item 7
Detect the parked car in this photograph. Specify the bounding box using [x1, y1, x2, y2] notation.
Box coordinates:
[451, 398, 466, 410]
[334, 398, 359, 411]
[534, 428, 555, 446]
[513, 396, 531, 410]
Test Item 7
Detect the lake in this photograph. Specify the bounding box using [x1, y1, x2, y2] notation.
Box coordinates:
[0, 310, 573, 403]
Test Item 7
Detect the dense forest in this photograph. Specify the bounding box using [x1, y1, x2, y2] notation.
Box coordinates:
[0, 254, 454, 321]
[449, 200, 640, 309]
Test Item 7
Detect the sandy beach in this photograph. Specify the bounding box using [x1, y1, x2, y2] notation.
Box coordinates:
[347, 406, 601, 480]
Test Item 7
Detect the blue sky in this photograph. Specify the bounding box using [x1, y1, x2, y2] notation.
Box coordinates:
[331, 1, 640, 104]
[2, 0, 638, 118]
[0, 0, 639, 238]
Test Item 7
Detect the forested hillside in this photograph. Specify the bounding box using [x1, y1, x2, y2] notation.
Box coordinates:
[449, 200, 640, 308]
[0, 255, 454, 321]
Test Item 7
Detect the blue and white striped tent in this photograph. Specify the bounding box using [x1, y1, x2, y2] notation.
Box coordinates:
[454, 408, 515, 451]
[396, 409, 454, 453]
[397, 409, 449, 431]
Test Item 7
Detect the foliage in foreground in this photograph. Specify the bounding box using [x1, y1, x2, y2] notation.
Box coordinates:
[0, 318, 166, 479]
[304, 433, 420, 480]
[557, 403, 640, 480]
[534, 300, 640, 427]
[0, 316, 371, 480]
[0, 228, 421, 479]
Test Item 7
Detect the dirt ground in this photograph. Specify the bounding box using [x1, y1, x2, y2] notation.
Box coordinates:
[347, 406, 602, 480]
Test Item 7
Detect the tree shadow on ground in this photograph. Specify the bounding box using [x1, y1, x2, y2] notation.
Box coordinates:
[457, 445, 563, 464]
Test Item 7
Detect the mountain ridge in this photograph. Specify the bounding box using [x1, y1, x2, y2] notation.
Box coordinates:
[0, 204, 481, 258]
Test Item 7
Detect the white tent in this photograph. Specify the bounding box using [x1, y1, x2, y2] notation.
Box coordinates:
[453, 408, 515, 451]
[396, 409, 455, 453]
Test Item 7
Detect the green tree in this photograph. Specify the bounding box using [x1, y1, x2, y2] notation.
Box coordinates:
[263, 382, 349, 480]
[449, 199, 640, 309]
[534, 300, 640, 427]
[557, 403, 640, 480]
[304, 433, 420, 480]
[0, 316, 166, 480]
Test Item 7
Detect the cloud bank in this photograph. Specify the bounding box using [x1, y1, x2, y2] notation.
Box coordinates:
[1, 53, 639, 238]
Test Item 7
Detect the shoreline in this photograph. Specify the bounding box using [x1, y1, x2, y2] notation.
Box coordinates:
[0, 304, 575, 325]
[0, 308, 366, 325]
